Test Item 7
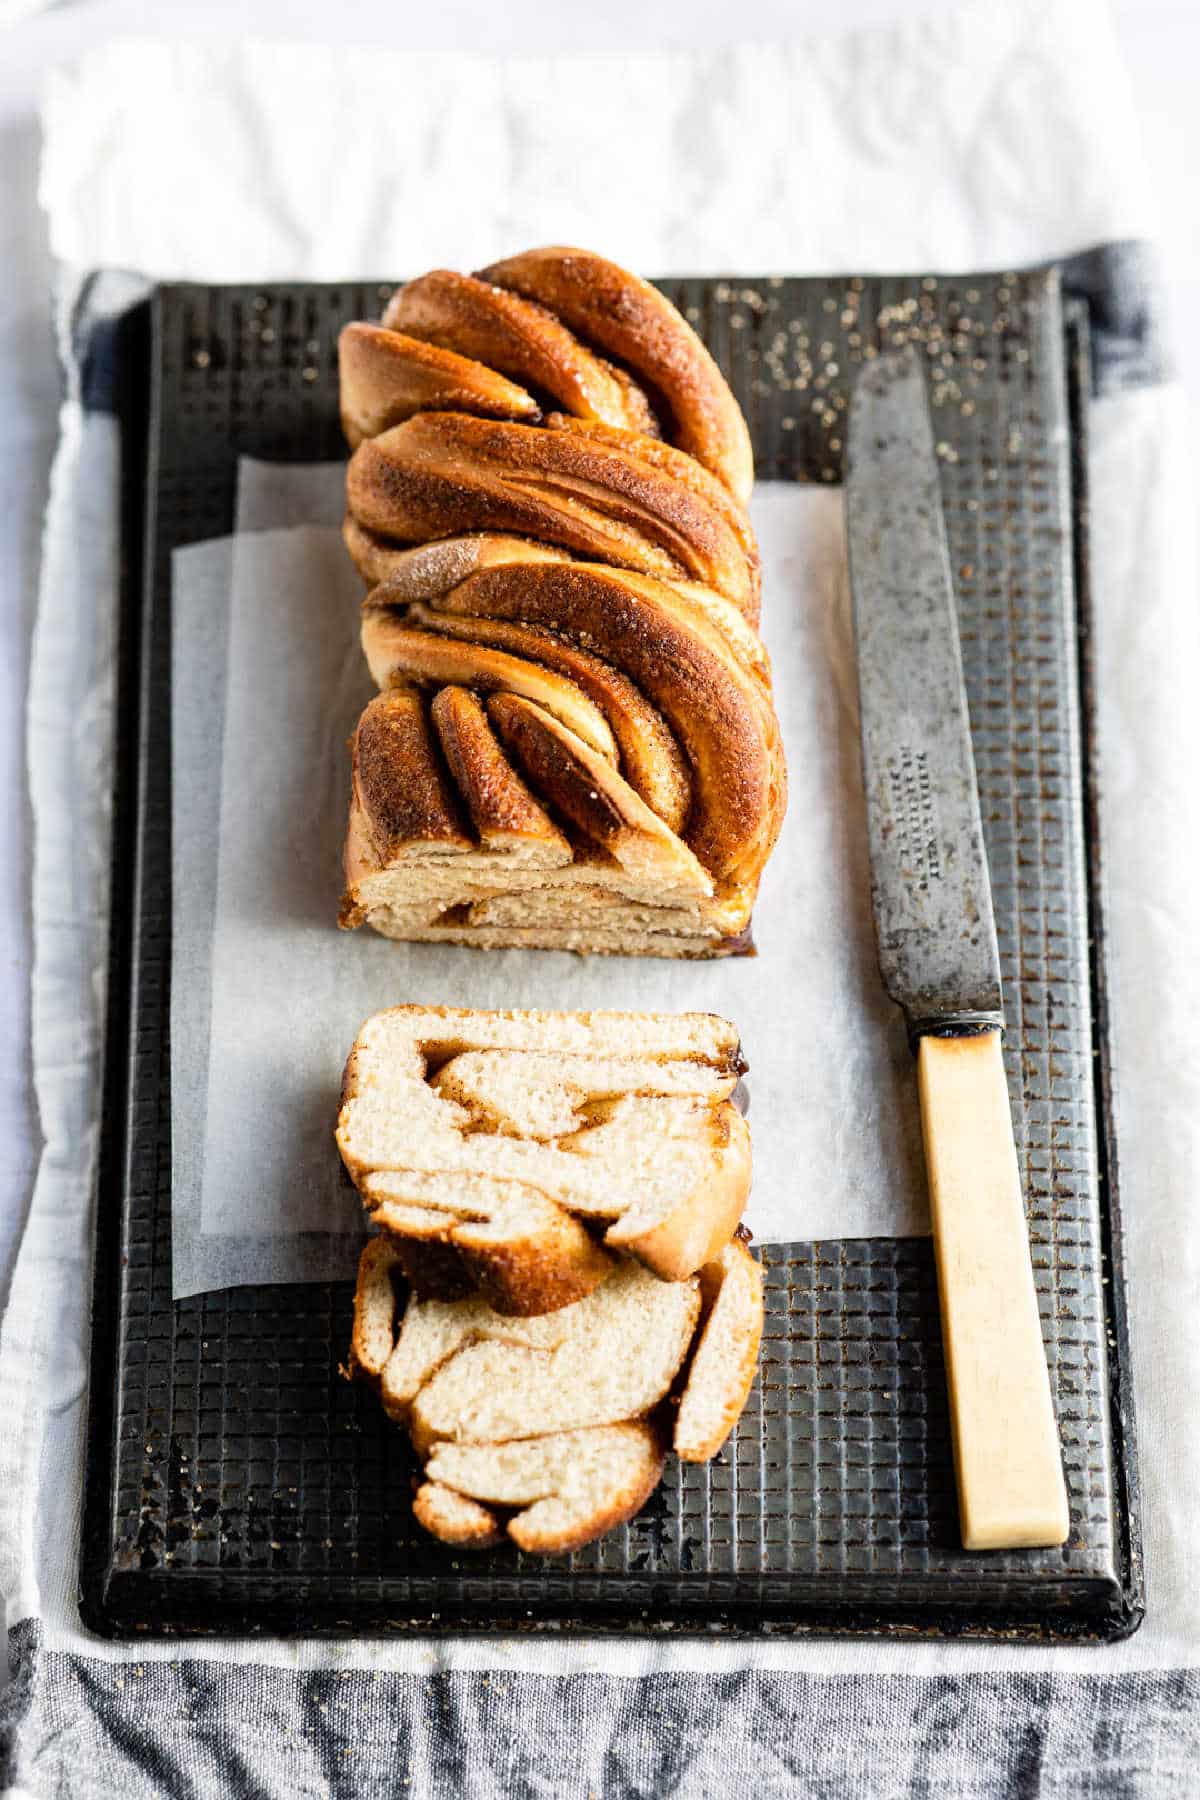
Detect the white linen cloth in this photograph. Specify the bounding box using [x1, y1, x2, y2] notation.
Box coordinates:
[4, 0, 1198, 1717]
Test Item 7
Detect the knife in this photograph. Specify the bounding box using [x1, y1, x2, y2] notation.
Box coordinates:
[846, 347, 1070, 1552]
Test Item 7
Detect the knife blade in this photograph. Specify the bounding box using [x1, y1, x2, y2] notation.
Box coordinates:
[846, 348, 1069, 1552]
[846, 348, 1002, 1041]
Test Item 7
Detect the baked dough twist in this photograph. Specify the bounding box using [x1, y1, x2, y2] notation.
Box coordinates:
[339, 247, 786, 956]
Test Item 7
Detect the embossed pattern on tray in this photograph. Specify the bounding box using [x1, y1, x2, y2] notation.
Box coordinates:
[83, 271, 1136, 1637]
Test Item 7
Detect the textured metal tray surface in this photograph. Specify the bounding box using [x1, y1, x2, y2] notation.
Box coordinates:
[82, 271, 1140, 1639]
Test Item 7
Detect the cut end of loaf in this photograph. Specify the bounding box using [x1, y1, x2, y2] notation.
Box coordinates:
[340, 674, 761, 959]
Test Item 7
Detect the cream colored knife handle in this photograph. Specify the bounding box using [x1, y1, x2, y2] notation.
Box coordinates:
[917, 1029, 1070, 1551]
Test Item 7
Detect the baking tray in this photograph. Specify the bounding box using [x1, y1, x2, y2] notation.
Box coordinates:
[81, 268, 1142, 1639]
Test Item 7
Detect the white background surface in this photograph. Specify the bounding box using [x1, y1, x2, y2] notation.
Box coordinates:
[0, 0, 1195, 1294]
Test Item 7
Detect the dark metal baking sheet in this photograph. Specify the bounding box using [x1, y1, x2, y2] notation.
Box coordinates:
[81, 270, 1141, 1640]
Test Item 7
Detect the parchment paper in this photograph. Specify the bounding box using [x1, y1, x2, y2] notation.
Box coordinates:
[170, 457, 927, 1296]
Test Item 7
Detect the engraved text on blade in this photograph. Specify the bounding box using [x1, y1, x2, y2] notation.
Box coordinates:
[883, 744, 941, 893]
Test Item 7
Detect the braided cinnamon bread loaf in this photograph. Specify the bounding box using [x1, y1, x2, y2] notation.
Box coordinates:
[338, 248, 786, 957]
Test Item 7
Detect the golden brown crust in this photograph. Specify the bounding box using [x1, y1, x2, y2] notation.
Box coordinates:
[406, 604, 691, 832]
[338, 792, 379, 923]
[480, 246, 754, 502]
[544, 414, 760, 625]
[430, 686, 571, 861]
[345, 413, 757, 613]
[674, 1236, 764, 1461]
[412, 1482, 506, 1548]
[435, 562, 786, 889]
[361, 612, 618, 762]
[383, 269, 657, 434]
[447, 1209, 615, 1317]
[349, 688, 473, 864]
[338, 322, 538, 447]
[487, 693, 711, 891]
[342, 519, 573, 590]
[348, 1235, 405, 1382]
[345, 553, 784, 940]
[371, 1194, 613, 1317]
[343, 513, 410, 588]
[351, 528, 574, 595]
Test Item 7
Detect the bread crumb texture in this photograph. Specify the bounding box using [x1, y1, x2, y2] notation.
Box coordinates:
[338, 1005, 752, 1307]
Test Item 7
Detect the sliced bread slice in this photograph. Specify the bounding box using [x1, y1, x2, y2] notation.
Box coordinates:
[350, 1233, 763, 1551]
[337, 1005, 751, 1307]
[674, 1235, 765, 1461]
[416, 1423, 666, 1554]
